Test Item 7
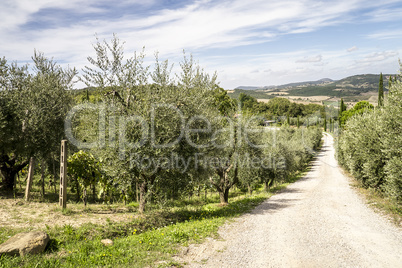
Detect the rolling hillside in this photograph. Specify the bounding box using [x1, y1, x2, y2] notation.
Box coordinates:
[231, 74, 394, 100]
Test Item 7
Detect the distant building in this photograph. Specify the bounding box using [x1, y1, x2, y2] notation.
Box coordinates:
[264, 120, 276, 126]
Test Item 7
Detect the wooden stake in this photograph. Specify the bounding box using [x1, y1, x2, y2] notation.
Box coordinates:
[59, 140, 67, 208]
[25, 157, 35, 202]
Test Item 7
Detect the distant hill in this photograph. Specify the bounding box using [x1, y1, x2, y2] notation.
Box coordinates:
[286, 74, 392, 97]
[230, 74, 394, 101]
[228, 89, 276, 100]
[264, 78, 334, 90]
[235, 86, 262, 90]
[235, 78, 333, 91]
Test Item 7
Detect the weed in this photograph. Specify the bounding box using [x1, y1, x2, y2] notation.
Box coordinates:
[61, 208, 74, 216]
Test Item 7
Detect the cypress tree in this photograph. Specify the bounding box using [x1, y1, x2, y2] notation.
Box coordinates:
[387, 75, 392, 97]
[340, 98, 344, 113]
[324, 117, 327, 132]
[340, 98, 346, 114]
[86, 88, 90, 101]
[339, 99, 346, 127]
[297, 116, 300, 128]
[287, 112, 290, 126]
[378, 72, 384, 107]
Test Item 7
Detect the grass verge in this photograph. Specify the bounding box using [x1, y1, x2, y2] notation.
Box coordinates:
[0, 169, 310, 268]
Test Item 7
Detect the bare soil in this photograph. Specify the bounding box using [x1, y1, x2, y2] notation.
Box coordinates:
[0, 199, 135, 229]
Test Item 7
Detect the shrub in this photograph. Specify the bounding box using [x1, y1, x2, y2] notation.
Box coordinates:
[337, 76, 402, 202]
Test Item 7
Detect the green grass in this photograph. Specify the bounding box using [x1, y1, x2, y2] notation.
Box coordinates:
[0, 163, 312, 268]
[0, 194, 265, 267]
[0, 182, 308, 268]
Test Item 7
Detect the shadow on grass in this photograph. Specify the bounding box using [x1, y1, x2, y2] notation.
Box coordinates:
[47, 193, 276, 241]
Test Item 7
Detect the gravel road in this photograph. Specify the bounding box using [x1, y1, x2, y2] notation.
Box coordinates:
[183, 133, 402, 267]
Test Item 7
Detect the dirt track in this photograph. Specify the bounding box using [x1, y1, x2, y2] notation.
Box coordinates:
[183, 133, 402, 267]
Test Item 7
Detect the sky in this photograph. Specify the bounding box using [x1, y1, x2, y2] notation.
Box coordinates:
[1, 0, 401, 89]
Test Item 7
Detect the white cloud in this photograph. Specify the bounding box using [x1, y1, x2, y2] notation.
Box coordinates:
[347, 46, 358, 52]
[0, 0, 382, 56]
[296, 55, 322, 63]
[356, 51, 399, 64]
[211, 46, 402, 88]
[0, 0, 98, 31]
[366, 5, 402, 22]
[1, 0, 402, 89]
[367, 30, 402, 40]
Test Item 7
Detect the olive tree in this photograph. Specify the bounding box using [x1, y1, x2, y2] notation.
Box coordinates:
[75, 35, 218, 212]
[0, 52, 75, 192]
[381, 78, 402, 201]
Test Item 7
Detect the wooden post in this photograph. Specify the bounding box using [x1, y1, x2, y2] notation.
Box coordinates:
[59, 140, 67, 209]
[25, 157, 35, 201]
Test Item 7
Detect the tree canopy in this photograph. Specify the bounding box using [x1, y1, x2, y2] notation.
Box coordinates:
[0, 52, 76, 191]
[337, 68, 402, 202]
[339, 101, 374, 126]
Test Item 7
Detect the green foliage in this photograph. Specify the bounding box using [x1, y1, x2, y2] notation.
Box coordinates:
[76, 35, 219, 211]
[339, 101, 374, 126]
[0, 52, 76, 191]
[213, 86, 237, 116]
[266, 97, 291, 116]
[225, 91, 326, 123]
[381, 79, 402, 201]
[303, 103, 326, 118]
[0, 190, 287, 268]
[228, 89, 275, 100]
[337, 73, 402, 202]
[239, 92, 258, 110]
[1, 34, 323, 210]
[338, 98, 347, 128]
[240, 126, 322, 193]
[68, 151, 102, 205]
[340, 98, 346, 114]
[265, 98, 324, 118]
[68, 151, 101, 188]
[338, 111, 385, 187]
[378, 72, 384, 107]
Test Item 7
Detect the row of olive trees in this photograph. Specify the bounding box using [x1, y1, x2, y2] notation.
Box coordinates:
[337, 73, 402, 202]
[237, 126, 322, 194]
[0, 52, 76, 193]
[0, 34, 324, 208]
[69, 35, 323, 211]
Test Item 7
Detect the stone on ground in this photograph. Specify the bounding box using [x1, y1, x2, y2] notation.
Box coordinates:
[0, 231, 50, 257]
[101, 239, 113, 246]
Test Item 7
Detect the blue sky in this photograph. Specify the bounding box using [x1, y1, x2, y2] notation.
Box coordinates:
[1, 0, 401, 89]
